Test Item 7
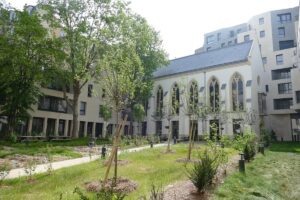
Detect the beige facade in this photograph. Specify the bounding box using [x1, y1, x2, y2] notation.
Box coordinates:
[193, 6, 300, 141]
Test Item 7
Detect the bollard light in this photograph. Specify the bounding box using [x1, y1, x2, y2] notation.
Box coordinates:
[239, 153, 245, 173]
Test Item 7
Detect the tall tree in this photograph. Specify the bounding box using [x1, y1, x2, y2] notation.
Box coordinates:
[0, 6, 63, 137]
[42, 0, 126, 138]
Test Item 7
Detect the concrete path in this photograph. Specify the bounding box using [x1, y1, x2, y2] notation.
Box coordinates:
[5, 143, 167, 180]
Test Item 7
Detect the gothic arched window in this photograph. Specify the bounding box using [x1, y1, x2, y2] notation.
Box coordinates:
[189, 81, 198, 113]
[156, 86, 163, 116]
[172, 83, 180, 115]
[232, 73, 244, 111]
[209, 78, 219, 112]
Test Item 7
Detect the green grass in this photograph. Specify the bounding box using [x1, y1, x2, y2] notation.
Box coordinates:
[213, 142, 300, 200]
[0, 144, 236, 200]
[0, 138, 111, 159]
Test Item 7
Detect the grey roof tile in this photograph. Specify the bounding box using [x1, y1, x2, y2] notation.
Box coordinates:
[154, 41, 252, 78]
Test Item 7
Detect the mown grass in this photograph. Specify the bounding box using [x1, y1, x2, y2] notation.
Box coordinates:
[0, 138, 111, 159]
[0, 144, 236, 200]
[213, 142, 300, 200]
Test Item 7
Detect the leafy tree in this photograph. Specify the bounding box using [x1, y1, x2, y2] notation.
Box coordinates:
[0, 6, 63, 137]
[132, 103, 145, 136]
[41, 0, 124, 138]
[99, 104, 112, 138]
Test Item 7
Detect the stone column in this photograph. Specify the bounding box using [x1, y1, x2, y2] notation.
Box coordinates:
[43, 118, 48, 136]
[27, 117, 33, 135]
[91, 122, 95, 138]
[64, 120, 69, 136]
[84, 121, 88, 137]
[55, 119, 59, 136]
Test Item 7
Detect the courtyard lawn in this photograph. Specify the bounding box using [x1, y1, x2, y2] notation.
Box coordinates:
[0, 138, 111, 159]
[0, 144, 236, 200]
[213, 142, 300, 200]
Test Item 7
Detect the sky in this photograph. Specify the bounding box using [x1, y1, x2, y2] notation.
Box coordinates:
[6, 0, 299, 59]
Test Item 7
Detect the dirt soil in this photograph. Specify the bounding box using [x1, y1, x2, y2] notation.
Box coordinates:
[163, 155, 240, 200]
[85, 177, 138, 194]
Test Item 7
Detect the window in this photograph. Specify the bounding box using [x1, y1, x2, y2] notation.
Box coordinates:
[229, 30, 234, 37]
[276, 54, 283, 65]
[296, 91, 300, 103]
[102, 88, 106, 98]
[206, 35, 214, 44]
[38, 96, 67, 113]
[217, 33, 221, 41]
[260, 30, 265, 38]
[278, 82, 292, 94]
[232, 73, 244, 111]
[277, 13, 292, 23]
[80, 102, 86, 115]
[32, 117, 44, 134]
[156, 86, 163, 116]
[189, 82, 198, 113]
[272, 68, 291, 80]
[88, 84, 93, 97]
[58, 120, 65, 136]
[171, 83, 180, 115]
[265, 85, 269, 93]
[209, 77, 219, 112]
[155, 121, 162, 136]
[274, 98, 293, 110]
[244, 35, 250, 42]
[258, 93, 267, 114]
[259, 17, 264, 25]
[279, 40, 294, 50]
[262, 57, 267, 64]
[278, 27, 285, 38]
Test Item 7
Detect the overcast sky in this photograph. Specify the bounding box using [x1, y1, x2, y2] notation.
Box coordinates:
[6, 0, 299, 59]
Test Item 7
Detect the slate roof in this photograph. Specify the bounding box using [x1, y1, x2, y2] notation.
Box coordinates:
[154, 41, 253, 78]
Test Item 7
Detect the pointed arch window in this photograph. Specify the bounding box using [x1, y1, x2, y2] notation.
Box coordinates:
[209, 78, 219, 112]
[232, 73, 244, 111]
[156, 86, 163, 116]
[172, 83, 180, 115]
[189, 82, 198, 113]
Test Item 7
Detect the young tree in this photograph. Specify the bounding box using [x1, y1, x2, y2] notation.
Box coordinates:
[132, 103, 145, 137]
[99, 104, 112, 138]
[0, 6, 63, 137]
[42, 0, 124, 138]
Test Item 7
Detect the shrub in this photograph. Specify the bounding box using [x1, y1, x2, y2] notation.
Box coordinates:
[244, 141, 256, 161]
[24, 158, 37, 181]
[73, 187, 126, 200]
[148, 184, 164, 200]
[187, 149, 220, 192]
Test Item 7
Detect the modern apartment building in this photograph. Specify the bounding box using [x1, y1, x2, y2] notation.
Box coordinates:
[175, 6, 300, 141]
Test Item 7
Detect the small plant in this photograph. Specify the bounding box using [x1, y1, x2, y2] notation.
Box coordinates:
[73, 186, 126, 200]
[148, 184, 164, 200]
[0, 161, 11, 185]
[46, 145, 53, 175]
[187, 149, 220, 192]
[24, 157, 37, 181]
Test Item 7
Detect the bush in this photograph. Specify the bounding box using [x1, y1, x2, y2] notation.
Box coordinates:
[73, 187, 126, 200]
[244, 141, 256, 161]
[187, 149, 220, 192]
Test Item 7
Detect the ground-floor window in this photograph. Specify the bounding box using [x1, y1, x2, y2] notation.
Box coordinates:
[58, 119, 65, 136]
[32, 117, 44, 135]
[155, 121, 162, 136]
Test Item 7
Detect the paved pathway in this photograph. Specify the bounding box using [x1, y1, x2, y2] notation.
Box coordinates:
[5, 143, 167, 179]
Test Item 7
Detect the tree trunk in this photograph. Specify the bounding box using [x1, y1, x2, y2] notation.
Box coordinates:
[113, 110, 119, 186]
[187, 118, 194, 160]
[166, 118, 172, 152]
[72, 80, 80, 138]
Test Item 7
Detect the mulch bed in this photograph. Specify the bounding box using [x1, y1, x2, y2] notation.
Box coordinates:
[175, 158, 200, 163]
[85, 177, 138, 194]
[102, 159, 130, 166]
[163, 155, 240, 200]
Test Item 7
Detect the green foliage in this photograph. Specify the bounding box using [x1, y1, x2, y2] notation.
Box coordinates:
[148, 184, 164, 200]
[133, 104, 145, 122]
[99, 105, 112, 122]
[260, 128, 273, 146]
[73, 186, 126, 200]
[24, 158, 37, 181]
[187, 149, 220, 192]
[0, 7, 63, 137]
[232, 130, 257, 161]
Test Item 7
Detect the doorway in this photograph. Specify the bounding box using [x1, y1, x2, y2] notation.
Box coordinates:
[172, 121, 179, 139]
